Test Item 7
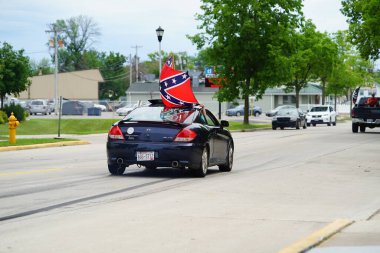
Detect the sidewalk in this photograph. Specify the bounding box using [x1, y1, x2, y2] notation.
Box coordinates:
[309, 211, 380, 253]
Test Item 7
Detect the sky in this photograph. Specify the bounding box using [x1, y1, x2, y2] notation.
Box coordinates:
[0, 0, 349, 64]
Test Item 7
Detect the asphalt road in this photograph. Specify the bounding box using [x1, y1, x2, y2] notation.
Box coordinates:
[0, 122, 379, 253]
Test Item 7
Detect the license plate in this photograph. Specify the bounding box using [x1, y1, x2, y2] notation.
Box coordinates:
[137, 151, 155, 161]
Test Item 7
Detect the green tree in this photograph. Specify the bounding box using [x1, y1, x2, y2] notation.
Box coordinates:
[30, 58, 53, 76]
[0, 42, 31, 108]
[283, 21, 322, 108]
[98, 52, 128, 100]
[341, 0, 380, 60]
[189, 0, 303, 124]
[49, 15, 101, 71]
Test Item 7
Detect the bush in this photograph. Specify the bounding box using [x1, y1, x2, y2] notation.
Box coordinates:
[0, 110, 7, 124]
[3, 104, 26, 122]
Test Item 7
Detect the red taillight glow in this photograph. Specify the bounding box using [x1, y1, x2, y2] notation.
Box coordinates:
[108, 126, 124, 140]
[174, 128, 196, 142]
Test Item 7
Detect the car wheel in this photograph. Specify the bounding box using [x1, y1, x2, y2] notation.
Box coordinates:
[272, 125, 277, 130]
[219, 143, 233, 172]
[296, 120, 300, 129]
[333, 118, 337, 126]
[360, 125, 366, 133]
[352, 123, 358, 133]
[254, 112, 260, 117]
[236, 112, 241, 117]
[108, 164, 125, 175]
[327, 118, 331, 126]
[312, 124, 316, 127]
[192, 148, 208, 177]
[280, 127, 284, 130]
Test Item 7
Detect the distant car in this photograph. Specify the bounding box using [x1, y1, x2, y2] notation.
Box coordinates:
[225, 105, 262, 117]
[99, 101, 113, 112]
[29, 99, 52, 115]
[306, 105, 337, 126]
[116, 105, 137, 116]
[272, 108, 307, 130]
[94, 103, 107, 111]
[266, 105, 296, 117]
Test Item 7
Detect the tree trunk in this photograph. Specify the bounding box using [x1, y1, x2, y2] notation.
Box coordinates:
[0, 95, 3, 109]
[243, 78, 250, 125]
[321, 79, 326, 105]
[295, 86, 300, 108]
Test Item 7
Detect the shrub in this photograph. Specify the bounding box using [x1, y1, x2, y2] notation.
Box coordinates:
[0, 110, 7, 124]
[3, 104, 26, 122]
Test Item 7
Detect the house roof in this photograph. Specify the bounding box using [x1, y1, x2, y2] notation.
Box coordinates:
[265, 83, 322, 95]
[127, 82, 218, 94]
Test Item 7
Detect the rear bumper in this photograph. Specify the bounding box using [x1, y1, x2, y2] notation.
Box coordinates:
[107, 141, 204, 168]
[352, 118, 380, 127]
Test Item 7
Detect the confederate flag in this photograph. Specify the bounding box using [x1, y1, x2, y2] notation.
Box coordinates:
[352, 87, 360, 104]
[159, 56, 198, 108]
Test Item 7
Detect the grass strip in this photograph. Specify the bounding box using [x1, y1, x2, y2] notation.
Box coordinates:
[227, 122, 271, 131]
[0, 138, 78, 147]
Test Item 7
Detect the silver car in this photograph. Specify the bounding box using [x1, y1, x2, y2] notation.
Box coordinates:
[29, 99, 51, 115]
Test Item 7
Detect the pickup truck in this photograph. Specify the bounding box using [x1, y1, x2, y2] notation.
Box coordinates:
[351, 97, 380, 133]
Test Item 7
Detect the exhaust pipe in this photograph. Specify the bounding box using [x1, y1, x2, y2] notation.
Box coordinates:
[117, 158, 124, 165]
[172, 161, 179, 168]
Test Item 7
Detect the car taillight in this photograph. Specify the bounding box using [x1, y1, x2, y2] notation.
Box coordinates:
[174, 128, 197, 142]
[108, 125, 124, 140]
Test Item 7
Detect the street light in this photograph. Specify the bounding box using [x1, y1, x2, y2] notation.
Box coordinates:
[156, 26, 164, 75]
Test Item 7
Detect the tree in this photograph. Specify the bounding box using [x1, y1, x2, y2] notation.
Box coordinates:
[189, 0, 303, 124]
[48, 15, 101, 71]
[283, 21, 322, 108]
[98, 52, 128, 100]
[30, 58, 53, 76]
[341, 0, 380, 60]
[0, 42, 31, 108]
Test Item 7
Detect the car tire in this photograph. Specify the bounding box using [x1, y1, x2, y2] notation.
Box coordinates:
[219, 143, 233, 172]
[280, 127, 284, 130]
[254, 112, 260, 117]
[333, 118, 336, 126]
[352, 123, 358, 133]
[312, 124, 316, 127]
[327, 118, 331, 126]
[236, 112, 241, 117]
[360, 125, 366, 133]
[272, 125, 277, 130]
[108, 164, 125, 175]
[192, 148, 208, 177]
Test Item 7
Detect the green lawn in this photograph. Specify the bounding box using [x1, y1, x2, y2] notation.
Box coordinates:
[0, 138, 78, 147]
[0, 118, 269, 136]
[0, 119, 118, 135]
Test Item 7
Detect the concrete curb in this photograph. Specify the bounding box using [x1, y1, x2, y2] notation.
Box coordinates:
[0, 141, 90, 152]
[278, 219, 354, 253]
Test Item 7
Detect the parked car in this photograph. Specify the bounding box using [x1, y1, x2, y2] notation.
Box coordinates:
[266, 105, 296, 117]
[94, 103, 107, 111]
[62, 100, 85, 115]
[116, 104, 137, 116]
[107, 100, 234, 177]
[29, 99, 52, 115]
[306, 105, 337, 126]
[272, 108, 307, 130]
[225, 105, 262, 117]
[99, 100, 113, 112]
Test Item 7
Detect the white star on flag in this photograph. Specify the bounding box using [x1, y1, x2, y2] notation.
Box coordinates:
[172, 78, 176, 84]
[165, 82, 168, 87]
[166, 95, 170, 100]
[182, 74, 187, 79]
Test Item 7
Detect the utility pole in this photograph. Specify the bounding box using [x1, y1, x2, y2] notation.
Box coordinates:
[131, 45, 142, 82]
[129, 54, 132, 86]
[46, 24, 62, 115]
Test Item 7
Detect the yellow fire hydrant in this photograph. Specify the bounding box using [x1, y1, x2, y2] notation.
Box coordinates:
[8, 112, 20, 144]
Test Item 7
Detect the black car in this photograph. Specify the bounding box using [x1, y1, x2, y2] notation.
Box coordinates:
[107, 101, 234, 177]
[272, 108, 307, 130]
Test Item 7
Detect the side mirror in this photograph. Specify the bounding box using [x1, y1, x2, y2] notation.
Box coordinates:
[220, 120, 229, 127]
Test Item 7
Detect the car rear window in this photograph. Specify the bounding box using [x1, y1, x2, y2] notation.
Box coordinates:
[310, 107, 328, 112]
[123, 107, 197, 124]
[31, 101, 43, 105]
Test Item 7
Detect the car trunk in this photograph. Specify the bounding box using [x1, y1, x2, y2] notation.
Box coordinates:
[118, 121, 184, 142]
